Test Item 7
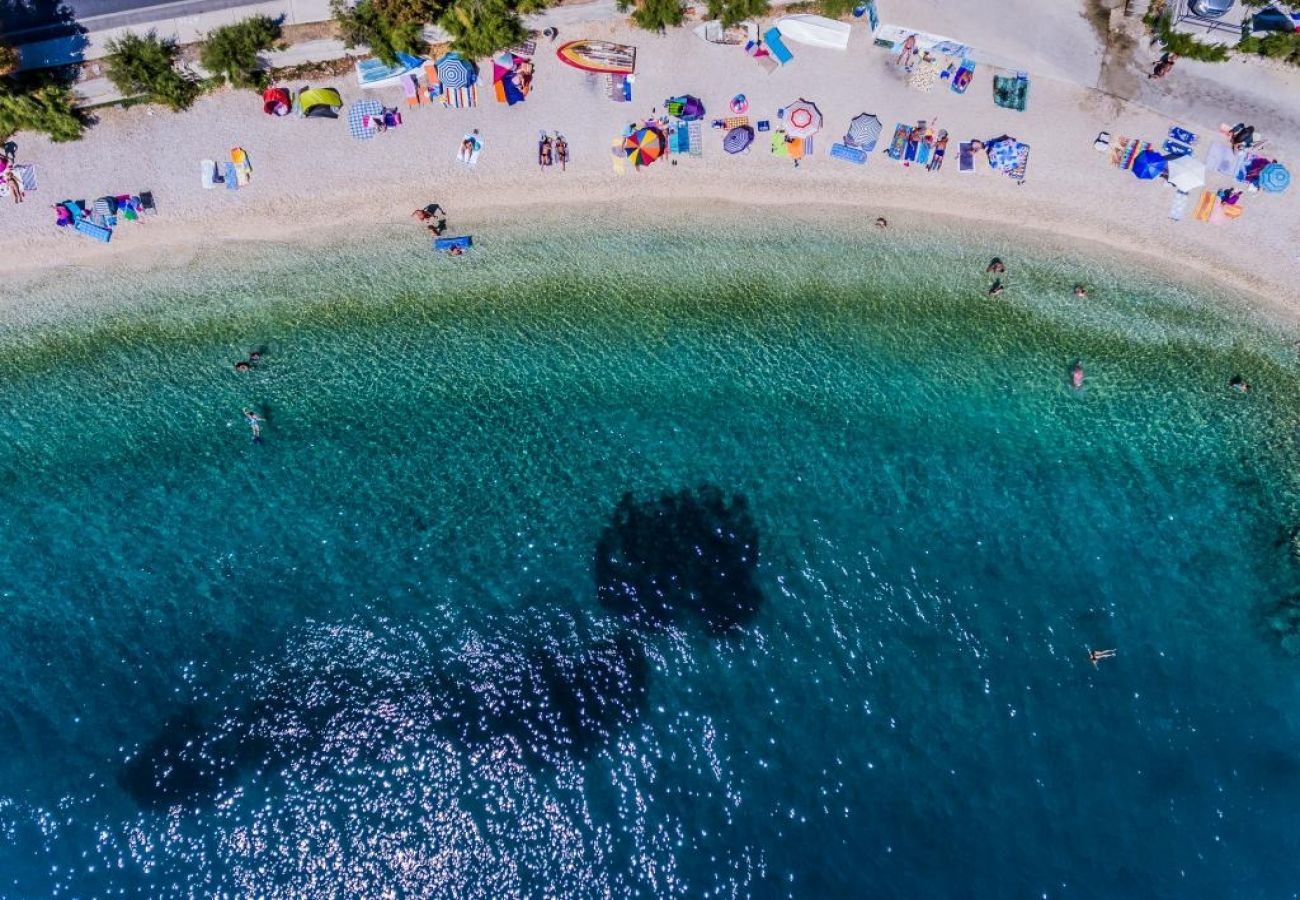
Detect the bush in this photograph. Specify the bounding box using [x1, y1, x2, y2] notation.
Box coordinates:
[0, 74, 84, 142]
[200, 15, 283, 89]
[440, 0, 527, 58]
[0, 39, 19, 77]
[105, 30, 203, 110]
[1238, 32, 1300, 65]
[619, 0, 684, 32]
[331, 0, 425, 66]
[705, 0, 768, 27]
[816, 0, 857, 19]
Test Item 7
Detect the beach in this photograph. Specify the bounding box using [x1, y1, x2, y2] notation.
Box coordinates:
[3, 20, 1298, 316]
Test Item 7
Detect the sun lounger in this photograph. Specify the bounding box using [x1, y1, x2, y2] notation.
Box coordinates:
[1194, 190, 1215, 222]
[830, 142, 867, 165]
[763, 28, 793, 64]
[75, 219, 112, 243]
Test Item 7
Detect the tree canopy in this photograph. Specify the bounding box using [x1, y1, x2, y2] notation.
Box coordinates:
[331, 0, 425, 66]
[440, 0, 527, 59]
[620, 0, 684, 32]
[704, 0, 768, 28]
[200, 15, 283, 90]
[105, 30, 203, 110]
[0, 74, 84, 142]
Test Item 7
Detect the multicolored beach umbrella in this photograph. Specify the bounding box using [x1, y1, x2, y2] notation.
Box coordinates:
[1131, 149, 1167, 180]
[1258, 162, 1291, 194]
[845, 113, 882, 151]
[783, 99, 823, 139]
[623, 126, 664, 167]
[347, 99, 383, 140]
[723, 125, 754, 154]
[436, 53, 475, 90]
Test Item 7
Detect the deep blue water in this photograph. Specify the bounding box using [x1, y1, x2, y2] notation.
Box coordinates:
[1, 219, 1299, 897]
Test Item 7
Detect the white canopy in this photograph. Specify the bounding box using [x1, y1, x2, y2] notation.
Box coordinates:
[1167, 154, 1206, 193]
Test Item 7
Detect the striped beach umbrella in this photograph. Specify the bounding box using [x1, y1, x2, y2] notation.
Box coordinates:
[1258, 162, 1290, 194]
[436, 53, 475, 90]
[723, 125, 754, 154]
[783, 99, 823, 139]
[347, 99, 382, 140]
[623, 126, 664, 167]
[845, 113, 882, 150]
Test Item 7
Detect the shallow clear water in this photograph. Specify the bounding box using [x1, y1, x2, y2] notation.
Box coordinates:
[2, 215, 1300, 897]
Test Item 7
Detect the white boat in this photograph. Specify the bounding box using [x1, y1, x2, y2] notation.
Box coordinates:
[774, 14, 852, 50]
[693, 19, 758, 45]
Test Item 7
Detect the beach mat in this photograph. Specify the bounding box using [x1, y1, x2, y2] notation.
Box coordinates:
[958, 141, 975, 172]
[1194, 191, 1215, 222]
[434, 235, 472, 251]
[224, 162, 239, 191]
[950, 59, 975, 94]
[74, 219, 112, 243]
[993, 73, 1029, 111]
[830, 142, 867, 165]
[887, 123, 909, 160]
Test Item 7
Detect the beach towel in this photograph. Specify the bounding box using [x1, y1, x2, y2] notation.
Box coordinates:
[754, 54, 779, 75]
[958, 141, 975, 172]
[927, 140, 947, 171]
[1108, 137, 1150, 171]
[830, 142, 868, 165]
[1168, 191, 1190, 221]
[348, 100, 382, 140]
[442, 85, 479, 108]
[1205, 142, 1236, 177]
[435, 235, 472, 251]
[611, 137, 626, 175]
[950, 59, 975, 94]
[887, 123, 909, 160]
[14, 164, 36, 193]
[1007, 142, 1030, 182]
[724, 115, 750, 130]
[74, 219, 112, 243]
[403, 73, 422, 107]
[200, 159, 220, 188]
[139, 191, 157, 214]
[224, 162, 239, 191]
[903, 134, 919, 164]
[1193, 190, 1215, 222]
[457, 133, 482, 166]
[763, 28, 793, 64]
[770, 132, 789, 157]
[230, 147, 252, 184]
[688, 121, 703, 158]
[915, 139, 932, 166]
[992, 73, 1029, 111]
[423, 62, 442, 97]
[1223, 203, 1243, 220]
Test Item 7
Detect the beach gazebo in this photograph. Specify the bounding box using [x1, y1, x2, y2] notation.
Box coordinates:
[624, 126, 665, 167]
[783, 99, 823, 139]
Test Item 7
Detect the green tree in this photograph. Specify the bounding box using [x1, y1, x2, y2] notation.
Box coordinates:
[816, 0, 856, 19]
[619, 0, 684, 32]
[372, 0, 445, 27]
[0, 75, 84, 142]
[705, 0, 767, 26]
[331, 0, 425, 66]
[439, 0, 526, 58]
[0, 38, 19, 77]
[105, 30, 203, 110]
[200, 15, 282, 89]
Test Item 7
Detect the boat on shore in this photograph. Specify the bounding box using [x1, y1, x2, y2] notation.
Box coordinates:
[774, 14, 852, 50]
[693, 19, 759, 45]
[555, 40, 637, 74]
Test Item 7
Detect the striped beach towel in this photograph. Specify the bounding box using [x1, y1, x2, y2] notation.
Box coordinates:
[1109, 137, 1151, 171]
[723, 115, 750, 130]
[1008, 142, 1030, 183]
[442, 86, 477, 108]
[15, 164, 36, 192]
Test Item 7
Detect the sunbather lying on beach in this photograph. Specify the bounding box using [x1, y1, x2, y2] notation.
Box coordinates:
[927, 131, 949, 172]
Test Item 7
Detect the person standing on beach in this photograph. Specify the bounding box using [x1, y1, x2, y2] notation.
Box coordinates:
[1149, 52, 1177, 79]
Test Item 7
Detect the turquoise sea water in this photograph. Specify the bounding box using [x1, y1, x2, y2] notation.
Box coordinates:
[2, 214, 1300, 897]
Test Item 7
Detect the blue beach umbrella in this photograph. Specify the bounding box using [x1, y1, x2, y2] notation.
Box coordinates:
[723, 125, 754, 154]
[1258, 162, 1291, 193]
[1132, 149, 1167, 180]
[436, 53, 475, 90]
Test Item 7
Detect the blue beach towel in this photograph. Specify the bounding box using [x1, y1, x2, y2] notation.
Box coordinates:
[224, 162, 239, 191]
[763, 28, 793, 64]
[886, 123, 909, 160]
[75, 219, 112, 243]
[830, 143, 867, 165]
[435, 235, 473, 251]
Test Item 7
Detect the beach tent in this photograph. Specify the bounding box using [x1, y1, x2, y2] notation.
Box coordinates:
[1166, 154, 1206, 192]
[623, 126, 665, 167]
[298, 87, 343, 118]
[666, 95, 705, 120]
[1257, 162, 1291, 193]
[845, 113, 882, 151]
[783, 99, 823, 139]
[1132, 149, 1167, 180]
[262, 86, 291, 116]
[347, 99, 383, 140]
[723, 125, 755, 154]
[436, 53, 477, 90]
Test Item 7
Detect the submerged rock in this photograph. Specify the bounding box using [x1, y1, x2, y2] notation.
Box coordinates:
[595, 486, 762, 633]
[1263, 594, 1300, 656]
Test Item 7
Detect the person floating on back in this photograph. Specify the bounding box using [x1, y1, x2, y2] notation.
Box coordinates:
[1088, 648, 1116, 666]
[243, 409, 265, 442]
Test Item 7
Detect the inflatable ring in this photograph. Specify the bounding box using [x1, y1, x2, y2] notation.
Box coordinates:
[730, 94, 748, 114]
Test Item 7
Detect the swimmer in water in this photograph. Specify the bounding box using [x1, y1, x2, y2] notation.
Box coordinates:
[1071, 361, 1085, 389]
[1074, 284, 1088, 298]
[1229, 375, 1251, 393]
[1088, 648, 1116, 666]
[248, 350, 262, 364]
[875, 217, 888, 230]
[235, 360, 251, 372]
[988, 280, 1004, 297]
[986, 258, 1005, 274]
[242, 409, 264, 440]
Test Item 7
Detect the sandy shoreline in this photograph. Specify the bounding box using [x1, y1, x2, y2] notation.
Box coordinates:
[2, 19, 1298, 320]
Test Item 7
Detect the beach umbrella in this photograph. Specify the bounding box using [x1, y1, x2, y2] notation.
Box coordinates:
[783, 98, 823, 138]
[436, 53, 475, 90]
[623, 126, 664, 167]
[1132, 149, 1167, 180]
[845, 113, 882, 150]
[1258, 162, 1291, 194]
[1166, 154, 1206, 192]
[347, 99, 383, 140]
[723, 125, 755, 154]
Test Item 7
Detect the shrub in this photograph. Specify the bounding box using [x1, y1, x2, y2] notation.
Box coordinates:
[0, 39, 19, 77]
[200, 15, 283, 90]
[816, 0, 857, 19]
[439, 0, 527, 58]
[0, 75, 84, 142]
[105, 30, 203, 110]
[619, 0, 684, 32]
[331, 0, 425, 66]
[1238, 32, 1300, 65]
[705, 0, 768, 27]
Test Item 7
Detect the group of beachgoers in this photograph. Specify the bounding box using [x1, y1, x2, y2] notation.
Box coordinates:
[538, 132, 569, 170]
[1, 142, 25, 204]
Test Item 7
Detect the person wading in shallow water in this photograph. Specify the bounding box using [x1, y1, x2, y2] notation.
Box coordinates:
[243, 409, 265, 441]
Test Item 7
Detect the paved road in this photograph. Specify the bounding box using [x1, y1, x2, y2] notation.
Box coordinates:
[5, 0, 273, 39]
